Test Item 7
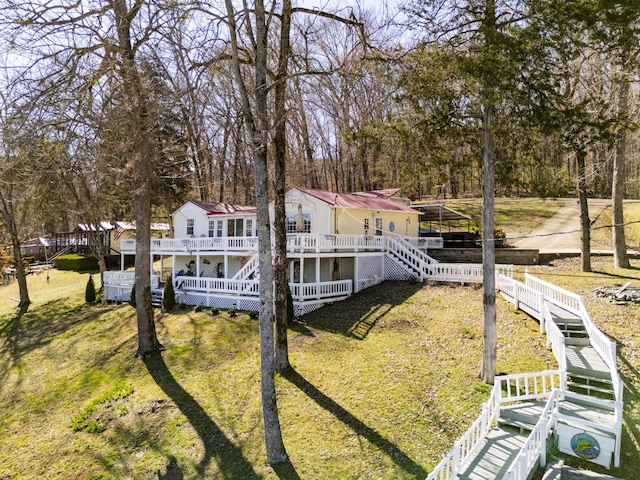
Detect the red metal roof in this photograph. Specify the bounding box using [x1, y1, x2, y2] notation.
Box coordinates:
[295, 188, 419, 213]
[188, 200, 257, 215]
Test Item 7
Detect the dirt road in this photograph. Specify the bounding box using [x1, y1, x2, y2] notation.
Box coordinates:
[511, 199, 612, 253]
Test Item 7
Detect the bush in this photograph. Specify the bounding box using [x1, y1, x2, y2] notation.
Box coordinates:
[286, 283, 295, 323]
[55, 254, 98, 272]
[129, 284, 136, 308]
[162, 276, 176, 311]
[85, 275, 96, 304]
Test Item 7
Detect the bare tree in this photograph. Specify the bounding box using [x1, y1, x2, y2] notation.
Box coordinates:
[224, 0, 288, 464]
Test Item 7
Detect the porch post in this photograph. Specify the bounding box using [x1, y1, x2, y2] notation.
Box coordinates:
[224, 254, 229, 280]
[300, 257, 304, 283]
[316, 257, 320, 299]
[196, 254, 200, 277]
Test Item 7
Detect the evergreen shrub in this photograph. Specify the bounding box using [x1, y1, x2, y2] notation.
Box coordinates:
[55, 254, 98, 272]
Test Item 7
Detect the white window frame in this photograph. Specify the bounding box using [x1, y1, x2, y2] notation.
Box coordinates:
[186, 218, 195, 236]
[374, 216, 383, 236]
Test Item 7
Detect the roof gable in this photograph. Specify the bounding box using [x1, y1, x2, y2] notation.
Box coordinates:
[177, 200, 257, 216]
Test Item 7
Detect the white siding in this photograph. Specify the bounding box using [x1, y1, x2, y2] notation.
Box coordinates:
[172, 203, 210, 238]
[279, 189, 333, 235]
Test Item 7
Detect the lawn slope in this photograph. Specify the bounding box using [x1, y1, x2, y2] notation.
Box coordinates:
[1, 271, 549, 479]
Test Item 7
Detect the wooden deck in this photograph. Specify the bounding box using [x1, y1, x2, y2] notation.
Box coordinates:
[455, 428, 528, 480]
[443, 288, 619, 480]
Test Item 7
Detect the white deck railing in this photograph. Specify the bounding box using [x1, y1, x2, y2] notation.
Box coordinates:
[503, 389, 560, 480]
[405, 236, 444, 250]
[287, 233, 387, 253]
[426, 370, 561, 480]
[524, 274, 617, 378]
[122, 233, 438, 255]
[289, 280, 352, 300]
[502, 273, 622, 469]
[542, 303, 568, 372]
[173, 276, 259, 295]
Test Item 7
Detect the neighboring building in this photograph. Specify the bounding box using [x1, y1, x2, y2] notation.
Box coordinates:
[45, 221, 169, 260]
[104, 188, 503, 316]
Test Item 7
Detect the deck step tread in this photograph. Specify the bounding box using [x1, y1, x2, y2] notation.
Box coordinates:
[558, 400, 616, 430]
[455, 428, 528, 480]
[565, 345, 610, 376]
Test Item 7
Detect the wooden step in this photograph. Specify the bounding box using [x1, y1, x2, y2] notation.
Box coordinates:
[565, 337, 591, 346]
[565, 346, 611, 379]
[558, 398, 616, 431]
[497, 401, 545, 432]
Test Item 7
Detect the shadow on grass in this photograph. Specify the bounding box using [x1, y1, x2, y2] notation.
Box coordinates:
[292, 281, 424, 339]
[0, 298, 109, 384]
[143, 353, 262, 480]
[271, 461, 302, 480]
[592, 266, 640, 282]
[282, 368, 427, 478]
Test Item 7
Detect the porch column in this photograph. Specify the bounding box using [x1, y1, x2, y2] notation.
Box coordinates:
[224, 255, 229, 279]
[172, 256, 176, 281]
[196, 254, 201, 277]
[300, 257, 304, 283]
[316, 257, 321, 299]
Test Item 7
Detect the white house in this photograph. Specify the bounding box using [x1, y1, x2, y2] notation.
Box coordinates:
[104, 188, 506, 315]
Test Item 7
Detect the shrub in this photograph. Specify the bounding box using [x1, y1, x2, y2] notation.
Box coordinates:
[55, 254, 98, 272]
[85, 275, 96, 304]
[129, 284, 136, 308]
[162, 276, 176, 311]
[286, 283, 295, 323]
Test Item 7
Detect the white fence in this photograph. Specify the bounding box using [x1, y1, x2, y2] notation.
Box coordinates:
[123, 233, 437, 255]
[497, 272, 622, 469]
[426, 370, 562, 480]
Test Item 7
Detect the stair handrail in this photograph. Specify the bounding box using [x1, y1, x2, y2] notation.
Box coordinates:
[385, 237, 430, 281]
[542, 303, 567, 373]
[425, 393, 497, 480]
[390, 236, 439, 265]
[503, 389, 562, 480]
[505, 273, 622, 468]
[524, 274, 618, 396]
[524, 273, 581, 315]
[425, 370, 562, 480]
[232, 253, 259, 280]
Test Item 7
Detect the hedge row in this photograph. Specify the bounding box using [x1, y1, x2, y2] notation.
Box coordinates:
[55, 254, 99, 272]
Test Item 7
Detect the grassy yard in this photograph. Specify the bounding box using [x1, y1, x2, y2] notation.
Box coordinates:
[1, 202, 640, 479]
[437, 197, 565, 235]
[1, 270, 550, 479]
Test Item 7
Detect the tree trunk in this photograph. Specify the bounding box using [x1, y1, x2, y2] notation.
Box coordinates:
[576, 150, 591, 272]
[273, 0, 292, 373]
[0, 196, 30, 311]
[112, 0, 162, 357]
[225, 0, 287, 464]
[481, 102, 496, 385]
[612, 77, 630, 269]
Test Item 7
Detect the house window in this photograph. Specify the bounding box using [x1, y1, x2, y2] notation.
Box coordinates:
[374, 217, 383, 236]
[187, 219, 194, 236]
[208, 220, 215, 237]
[286, 213, 311, 233]
[364, 218, 370, 235]
[216, 220, 223, 237]
[245, 219, 254, 237]
[227, 218, 244, 237]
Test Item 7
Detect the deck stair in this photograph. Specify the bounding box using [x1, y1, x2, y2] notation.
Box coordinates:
[151, 290, 163, 307]
[497, 401, 546, 433]
[427, 274, 623, 480]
